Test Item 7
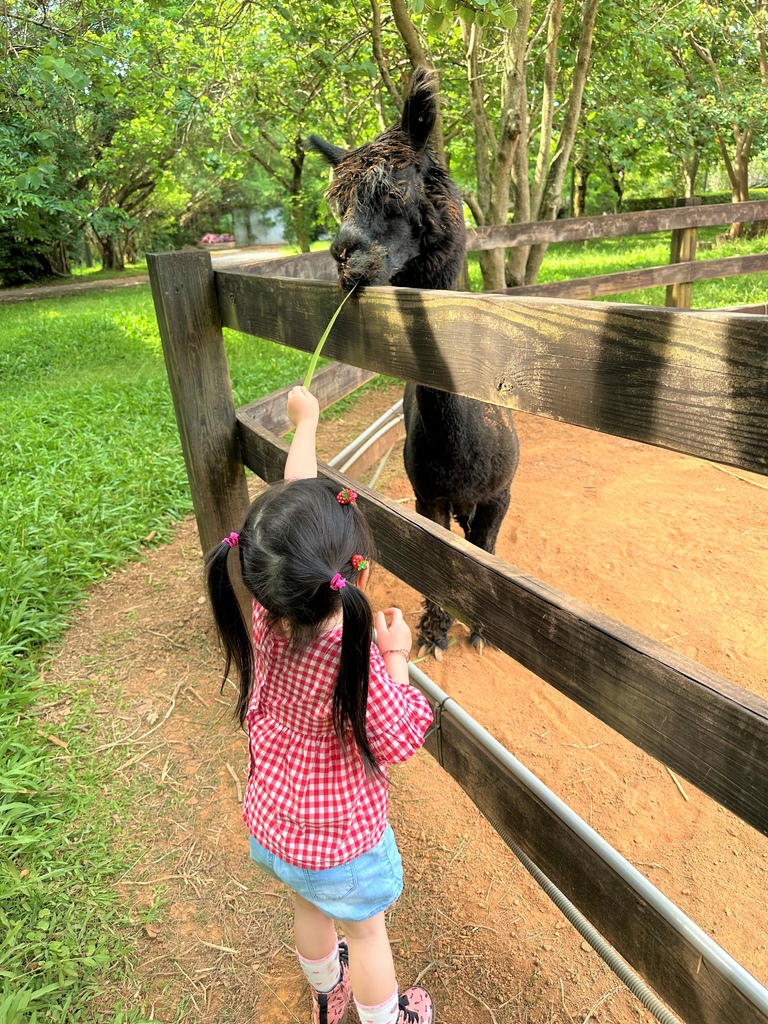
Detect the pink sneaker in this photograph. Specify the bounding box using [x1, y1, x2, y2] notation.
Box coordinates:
[397, 987, 434, 1024]
[311, 940, 351, 1024]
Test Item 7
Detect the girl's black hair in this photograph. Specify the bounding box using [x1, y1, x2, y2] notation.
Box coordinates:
[204, 478, 381, 778]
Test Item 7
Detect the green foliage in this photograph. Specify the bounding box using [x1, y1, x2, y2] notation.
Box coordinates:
[0, 285, 311, 1018]
[0, 230, 53, 286]
[410, 0, 517, 31]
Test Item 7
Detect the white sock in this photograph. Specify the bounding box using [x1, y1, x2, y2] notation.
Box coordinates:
[297, 940, 341, 994]
[355, 985, 400, 1024]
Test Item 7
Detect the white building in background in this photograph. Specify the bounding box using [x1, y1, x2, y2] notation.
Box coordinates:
[233, 207, 287, 246]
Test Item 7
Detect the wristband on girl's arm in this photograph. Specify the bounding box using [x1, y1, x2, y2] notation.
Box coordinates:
[380, 648, 411, 662]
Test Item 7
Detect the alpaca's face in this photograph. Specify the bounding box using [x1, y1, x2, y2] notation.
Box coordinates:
[308, 68, 464, 292]
[325, 135, 426, 291]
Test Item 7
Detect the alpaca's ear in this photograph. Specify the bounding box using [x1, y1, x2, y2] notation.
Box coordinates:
[307, 134, 349, 167]
[401, 66, 437, 152]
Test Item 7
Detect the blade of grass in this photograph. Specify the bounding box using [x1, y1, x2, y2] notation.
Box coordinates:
[303, 284, 357, 390]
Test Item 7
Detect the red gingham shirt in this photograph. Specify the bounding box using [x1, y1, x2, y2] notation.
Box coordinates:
[243, 601, 433, 870]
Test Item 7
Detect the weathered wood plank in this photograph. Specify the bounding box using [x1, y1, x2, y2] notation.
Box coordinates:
[466, 199, 768, 250]
[718, 301, 768, 314]
[666, 198, 701, 309]
[238, 362, 377, 436]
[439, 708, 768, 1024]
[147, 250, 250, 555]
[237, 417, 768, 838]
[496, 252, 768, 300]
[235, 249, 338, 281]
[335, 417, 406, 478]
[216, 270, 768, 476]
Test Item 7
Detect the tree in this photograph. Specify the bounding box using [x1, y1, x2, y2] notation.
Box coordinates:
[384, 0, 600, 288]
[657, 0, 768, 236]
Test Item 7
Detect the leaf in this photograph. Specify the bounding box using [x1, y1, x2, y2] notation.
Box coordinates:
[426, 11, 449, 32]
[499, 5, 518, 30]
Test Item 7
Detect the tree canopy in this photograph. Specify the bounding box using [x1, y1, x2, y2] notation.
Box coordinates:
[1, 0, 766, 284]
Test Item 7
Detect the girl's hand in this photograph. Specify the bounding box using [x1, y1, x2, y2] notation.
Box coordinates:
[375, 608, 412, 654]
[287, 386, 320, 428]
[284, 386, 320, 480]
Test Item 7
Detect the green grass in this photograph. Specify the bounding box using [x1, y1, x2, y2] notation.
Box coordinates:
[68, 261, 149, 283]
[0, 285, 316, 1020]
[468, 225, 768, 306]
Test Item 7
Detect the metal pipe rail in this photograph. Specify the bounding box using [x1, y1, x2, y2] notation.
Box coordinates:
[406, 657, 768, 1024]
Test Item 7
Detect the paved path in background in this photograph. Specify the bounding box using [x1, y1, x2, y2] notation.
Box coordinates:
[0, 246, 285, 304]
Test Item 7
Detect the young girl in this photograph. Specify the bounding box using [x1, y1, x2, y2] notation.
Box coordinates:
[205, 385, 435, 1024]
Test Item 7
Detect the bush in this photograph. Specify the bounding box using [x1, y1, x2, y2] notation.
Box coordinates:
[0, 229, 53, 287]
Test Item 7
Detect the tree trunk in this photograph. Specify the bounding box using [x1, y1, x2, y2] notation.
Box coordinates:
[124, 231, 138, 265]
[574, 163, 590, 217]
[606, 159, 624, 213]
[729, 134, 751, 239]
[290, 138, 311, 253]
[503, 3, 533, 288]
[389, 0, 447, 166]
[48, 240, 71, 277]
[682, 151, 700, 197]
[519, 0, 601, 285]
[99, 236, 125, 271]
[479, 249, 507, 291]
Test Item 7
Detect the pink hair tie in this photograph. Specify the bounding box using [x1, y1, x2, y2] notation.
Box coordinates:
[222, 532, 239, 548]
[329, 572, 347, 591]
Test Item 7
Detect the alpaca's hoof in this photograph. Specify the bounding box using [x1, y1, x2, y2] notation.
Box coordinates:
[417, 638, 448, 662]
[469, 631, 487, 655]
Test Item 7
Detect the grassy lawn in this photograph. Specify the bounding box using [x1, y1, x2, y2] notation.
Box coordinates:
[0, 286, 317, 1021]
[68, 261, 149, 283]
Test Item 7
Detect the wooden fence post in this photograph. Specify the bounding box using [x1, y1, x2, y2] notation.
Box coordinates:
[666, 196, 702, 308]
[147, 249, 250, 555]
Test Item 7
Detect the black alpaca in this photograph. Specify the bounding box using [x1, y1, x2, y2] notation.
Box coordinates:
[309, 68, 519, 657]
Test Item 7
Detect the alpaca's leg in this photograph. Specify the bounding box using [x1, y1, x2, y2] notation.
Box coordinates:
[414, 497, 454, 660]
[461, 490, 511, 652]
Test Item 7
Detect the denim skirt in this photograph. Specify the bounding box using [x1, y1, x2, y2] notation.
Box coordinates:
[248, 823, 403, 922]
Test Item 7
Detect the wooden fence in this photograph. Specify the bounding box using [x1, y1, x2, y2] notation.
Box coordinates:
[472, 197, 768, 307]
[147, 243, 768, 1024]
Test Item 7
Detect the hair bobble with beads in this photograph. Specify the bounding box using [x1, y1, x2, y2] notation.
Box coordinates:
[351, 554, 368, 572]
[336, 488, 358, 505]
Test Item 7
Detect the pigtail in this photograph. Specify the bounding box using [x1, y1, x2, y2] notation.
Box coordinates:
[204, 539, 253, 727]
[332, 583, 384, 781]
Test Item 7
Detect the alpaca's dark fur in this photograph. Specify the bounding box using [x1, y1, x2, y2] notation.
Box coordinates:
[309, 68, 519, 654]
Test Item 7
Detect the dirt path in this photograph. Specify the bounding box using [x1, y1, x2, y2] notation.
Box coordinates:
[45, 387, 768, 1023]
[0, 247, 283, 303]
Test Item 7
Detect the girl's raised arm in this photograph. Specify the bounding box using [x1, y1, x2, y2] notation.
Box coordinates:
[284, 386, 320, 480]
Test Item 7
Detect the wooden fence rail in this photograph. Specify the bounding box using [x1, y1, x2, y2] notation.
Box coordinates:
[228, 197, 768, 311]
[497, 251, 768, 300]
[466, 198, 768, 250]
[216, 269, 768, 476]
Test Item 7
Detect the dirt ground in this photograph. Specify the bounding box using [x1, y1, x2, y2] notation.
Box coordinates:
[45, 383, 768, 1023]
